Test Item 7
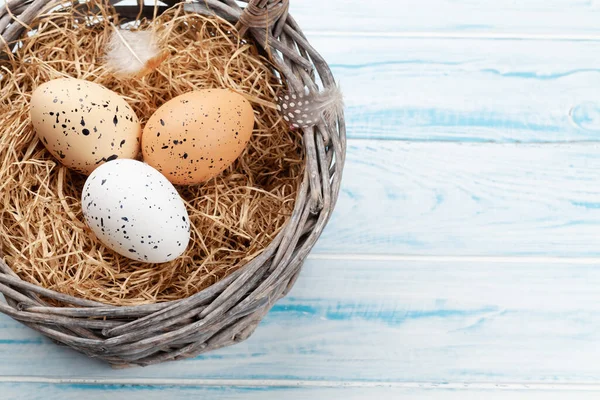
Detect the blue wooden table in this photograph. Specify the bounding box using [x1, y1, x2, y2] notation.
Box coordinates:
[4, 1, 600, 398]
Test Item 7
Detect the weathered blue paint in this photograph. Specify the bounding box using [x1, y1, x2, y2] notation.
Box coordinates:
[345, 107, 562, 136]
[271, 302, 500, 326]
[0, 338, 43, 345]
[0, 1, 599, 398]
[571, 201, 600, 209]
[481, 68, 600, 80]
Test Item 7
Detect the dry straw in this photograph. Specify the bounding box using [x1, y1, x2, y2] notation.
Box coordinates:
[0, 1, 304, 306]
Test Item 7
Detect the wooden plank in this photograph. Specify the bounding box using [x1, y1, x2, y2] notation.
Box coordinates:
[1, 258, 600, 383]
[3, 382, 600, 400]
[290, 0, 600, 37]
[4, 140, 599, 261]
[6, 0, 600, 142]
[5, 0, 600, 37]
[315, 141, 600, 256]
[313, 37, 600, 142]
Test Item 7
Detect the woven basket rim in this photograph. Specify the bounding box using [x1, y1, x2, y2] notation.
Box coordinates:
[0, 0, 346, 367]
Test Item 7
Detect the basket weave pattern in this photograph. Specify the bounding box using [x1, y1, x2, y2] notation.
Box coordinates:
[0, 0, 345, 366]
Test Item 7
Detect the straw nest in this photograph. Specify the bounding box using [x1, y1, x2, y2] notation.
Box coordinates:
[0, 1, 304, 306]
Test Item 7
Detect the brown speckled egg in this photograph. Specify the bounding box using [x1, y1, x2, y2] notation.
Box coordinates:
[30, 78, 141, 175]
[142, 89, 254, 185]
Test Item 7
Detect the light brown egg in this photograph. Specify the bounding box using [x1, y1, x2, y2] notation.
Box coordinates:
[30, 78, 141, 174]
[142, 89, 254, 185]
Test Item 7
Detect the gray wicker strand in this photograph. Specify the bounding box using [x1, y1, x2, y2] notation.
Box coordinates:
[0, 0, 346, 367]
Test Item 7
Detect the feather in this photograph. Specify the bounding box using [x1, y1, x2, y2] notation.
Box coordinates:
[104, 26, 166, 77]
[276, 85, 344, 129]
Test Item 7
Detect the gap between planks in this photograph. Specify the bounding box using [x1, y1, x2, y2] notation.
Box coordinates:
[305, 31, 600, 41]
[2, 377, 600, 392]
[346, 139, 600, 145]
[308, 254, 600, 265]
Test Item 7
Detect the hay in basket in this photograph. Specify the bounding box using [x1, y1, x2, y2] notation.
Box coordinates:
[0, 2, 304, 306]
[0, 0, 345, 367]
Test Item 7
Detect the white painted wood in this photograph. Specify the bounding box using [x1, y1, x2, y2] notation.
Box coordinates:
[4, 382, 600, 400]
[6, 1, 600, 142]
[290, 0, 600, 37]
[316, 141, 600, 256]
[6, 0, 600, 37]
[3, 141, 582, 259]
[2, 258, 600, 383]
[112, 1, 600, 37]
[311, 37, 600, 142]
[3, 0, 600, 396]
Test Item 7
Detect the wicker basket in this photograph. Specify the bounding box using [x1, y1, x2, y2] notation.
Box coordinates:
[0, 0, 345, 367]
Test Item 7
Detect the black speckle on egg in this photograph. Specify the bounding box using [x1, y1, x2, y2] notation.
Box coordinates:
[82, 128, 90, 136]
[160, 119, 165, 126]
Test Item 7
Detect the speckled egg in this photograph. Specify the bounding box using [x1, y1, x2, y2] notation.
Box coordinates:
[82, 159, 190, 263]
[30, 78, 141, 175]
[142, 89, 254, 185]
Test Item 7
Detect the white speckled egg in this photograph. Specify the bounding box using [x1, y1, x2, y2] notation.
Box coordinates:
[30, 78, 141, 175]
[82, 159, 190, 263]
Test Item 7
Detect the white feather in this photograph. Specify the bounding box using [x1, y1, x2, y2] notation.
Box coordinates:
[277, 84, 344, 129]
[105, 28, 162, 76]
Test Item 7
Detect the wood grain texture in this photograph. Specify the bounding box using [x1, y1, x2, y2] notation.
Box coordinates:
[290, 0, 600, 37]
[33, 0, 599, 37]
[313, 37, 600, 142]
[2, 0, 600, 397]
[6, 1, 600, 143]
[315, 141, 600, 256]
[3, 382, 600, 400]
[2, 258, 600, 383]
[7, 0, 600, 37]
